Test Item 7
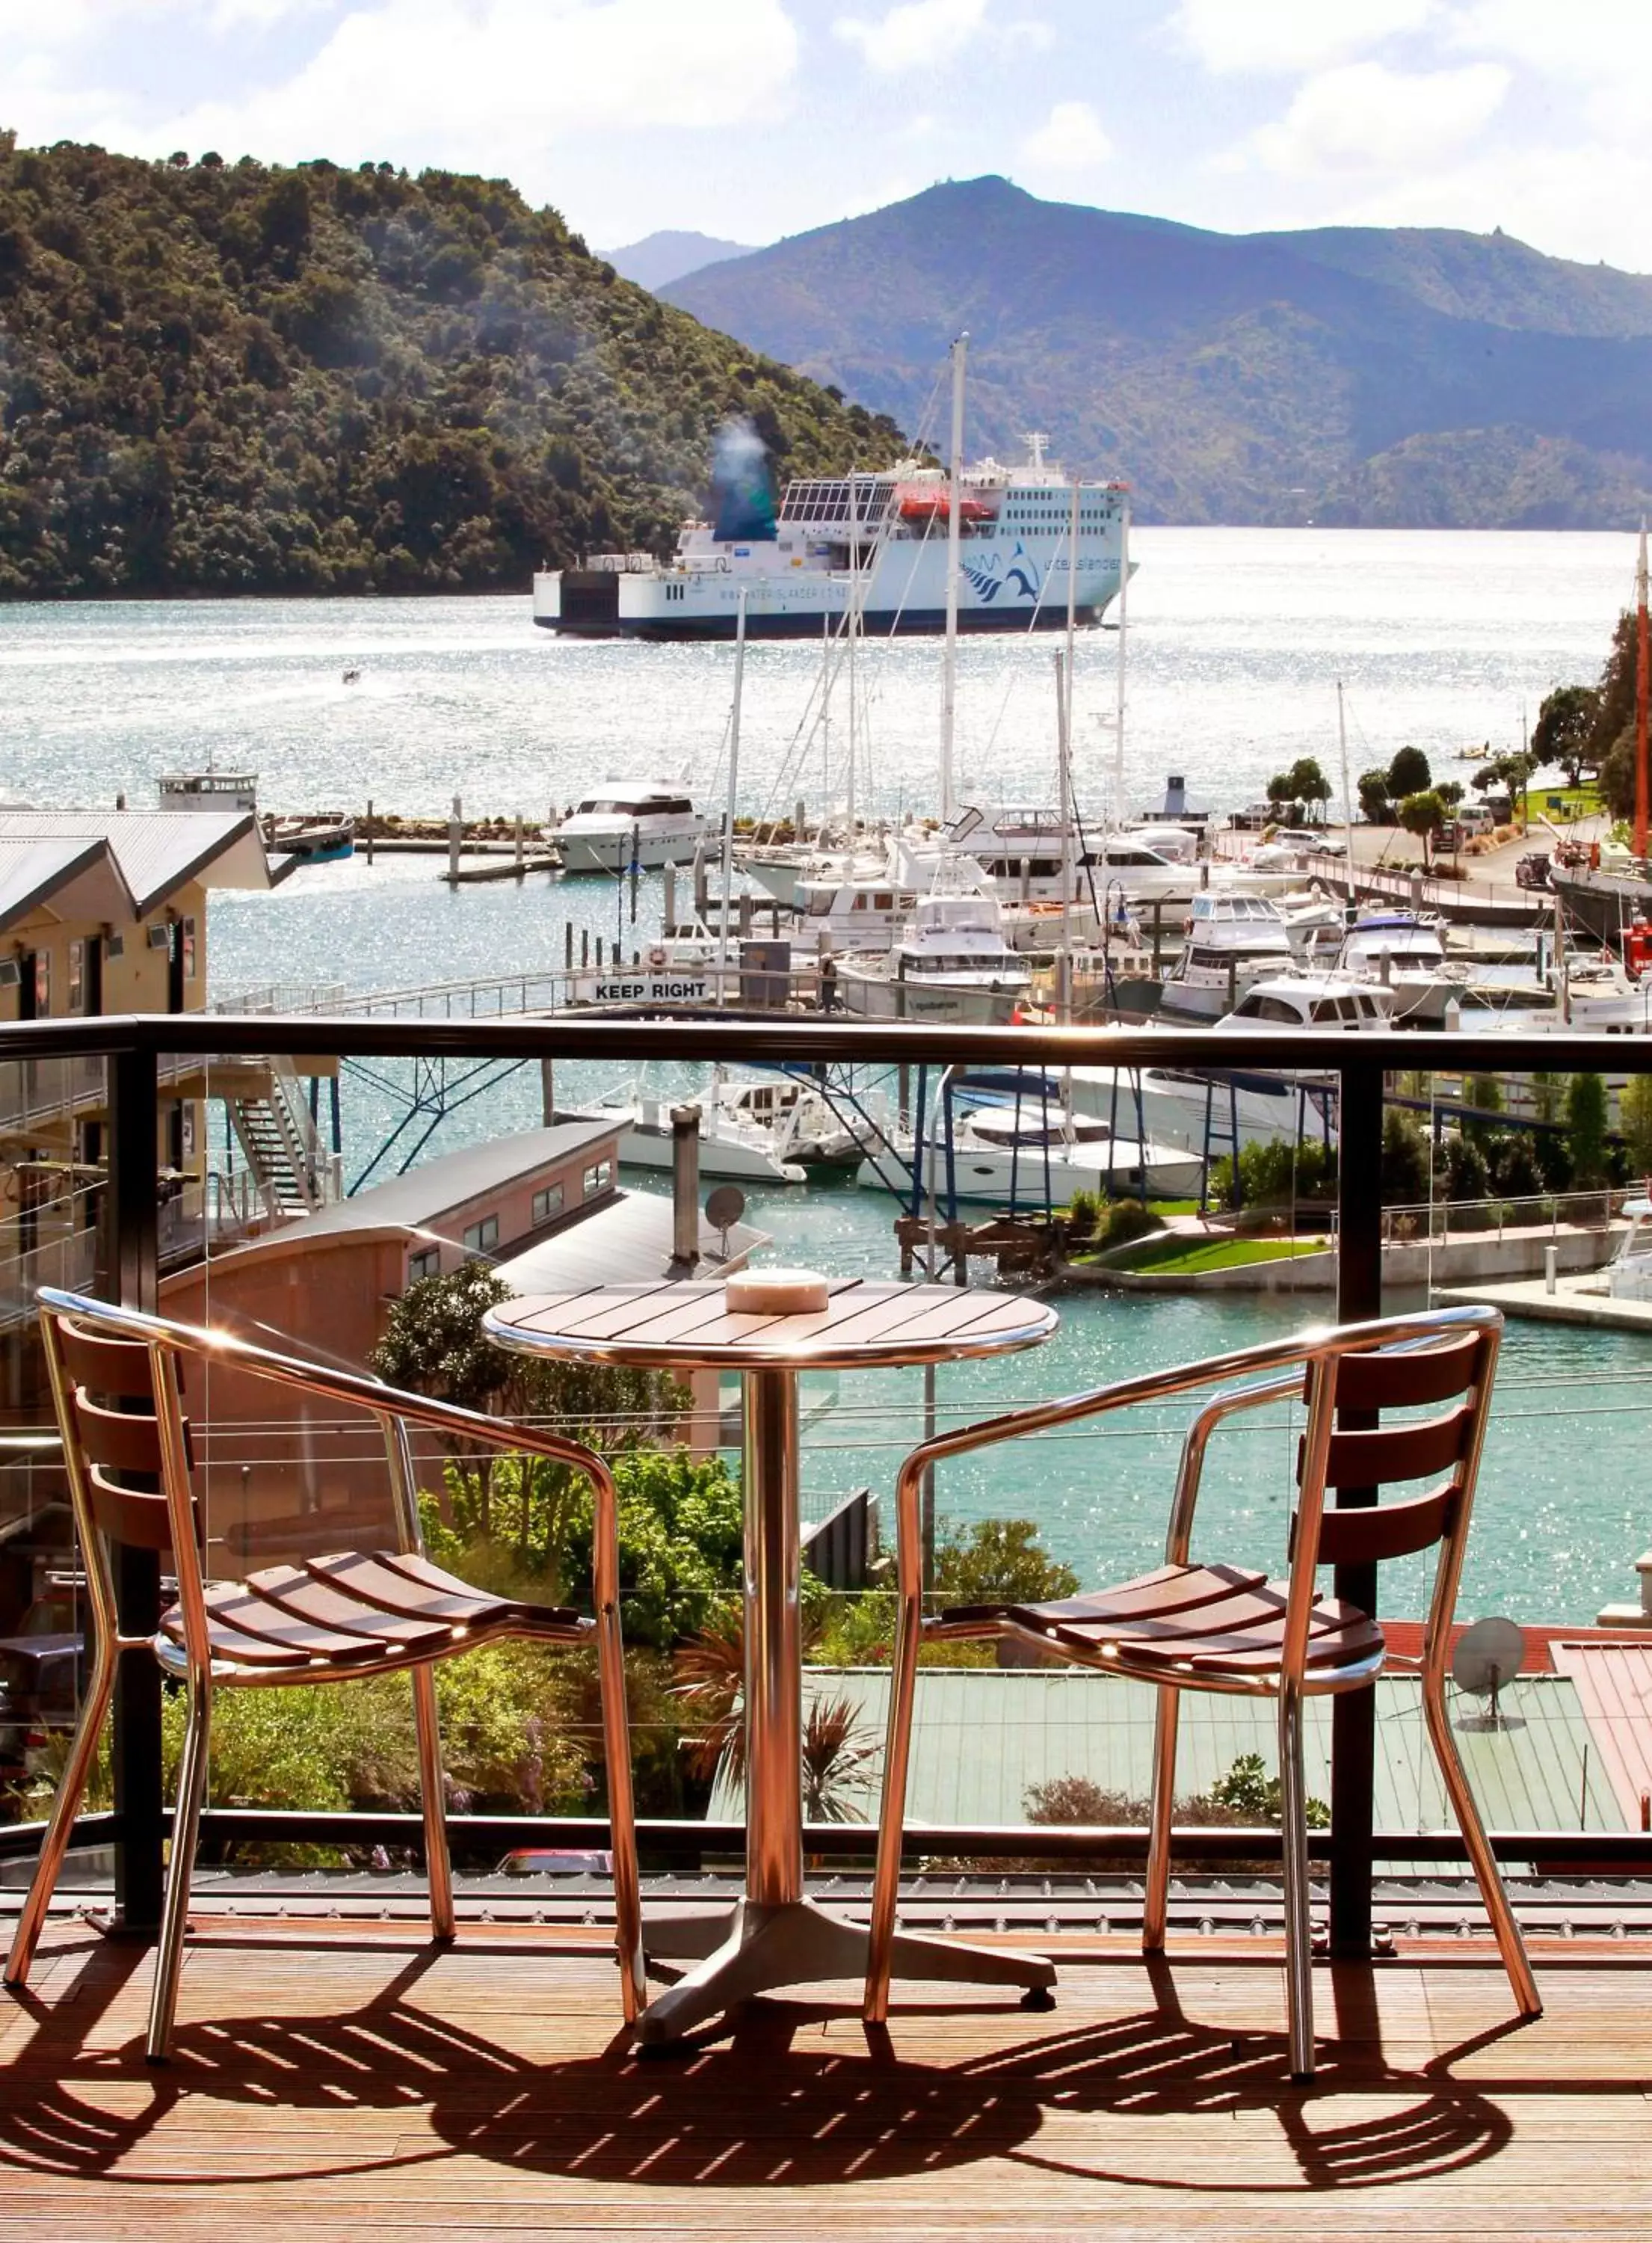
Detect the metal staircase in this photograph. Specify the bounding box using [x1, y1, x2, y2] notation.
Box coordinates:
[228, 1063, 329, 1216]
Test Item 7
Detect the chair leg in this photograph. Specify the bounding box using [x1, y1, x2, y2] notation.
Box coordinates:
[591, 1602, 646, 2025]
[1422, 1662, 1541, 2017]
[4, 1636, 116, 1990]
[863, 1581, 923, 2024]
[1277, 1686, 1315, 2081]
[1142, 1683, 1180, 1953]
[146, 1680, 211, 2064]
[410, 1663, 455, 1941]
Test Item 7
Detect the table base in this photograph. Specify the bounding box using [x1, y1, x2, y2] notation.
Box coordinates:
[636, 1897, 1055, 2045]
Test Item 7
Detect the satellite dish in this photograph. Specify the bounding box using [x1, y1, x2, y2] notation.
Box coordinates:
[704, 1184, 746, 1258]
[1452, 1616, 1525, 1730]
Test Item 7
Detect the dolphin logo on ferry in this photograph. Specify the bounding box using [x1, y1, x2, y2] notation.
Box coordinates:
[961, 542, 1041, 606]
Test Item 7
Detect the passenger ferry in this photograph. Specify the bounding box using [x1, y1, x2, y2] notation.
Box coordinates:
[534, 436, 1130, 640]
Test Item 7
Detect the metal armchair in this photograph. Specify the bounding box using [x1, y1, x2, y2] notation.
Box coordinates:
[4, 1287, 645, 2060]
[864, 1304, 1540, 2079]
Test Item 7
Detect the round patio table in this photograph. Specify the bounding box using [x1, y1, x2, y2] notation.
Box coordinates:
[485, 1276, 1060, 2044]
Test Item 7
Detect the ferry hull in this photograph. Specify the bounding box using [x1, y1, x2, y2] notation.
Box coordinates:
[537, 603, 1106, 641]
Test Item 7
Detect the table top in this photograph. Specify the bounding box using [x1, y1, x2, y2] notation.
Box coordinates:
[484, 1279, 1058, 1372]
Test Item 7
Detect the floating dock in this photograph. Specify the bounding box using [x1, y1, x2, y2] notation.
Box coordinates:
[1433, 1274, 1652, 1332]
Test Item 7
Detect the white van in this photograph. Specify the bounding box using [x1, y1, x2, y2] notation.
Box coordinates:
[1458, 803, 1496, 837]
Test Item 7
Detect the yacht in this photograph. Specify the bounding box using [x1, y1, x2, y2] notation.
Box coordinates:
[1159, 893, 1301, 1022]
[835, 892, 1032, 1024]
[555, 781, 719, 874]
[713, 1075, 863, 1169]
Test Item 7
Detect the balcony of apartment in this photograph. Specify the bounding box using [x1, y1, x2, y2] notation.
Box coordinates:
[0, 1008, 1649, 2239]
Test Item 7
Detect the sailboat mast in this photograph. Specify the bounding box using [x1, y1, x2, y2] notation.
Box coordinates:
[940, 333, 967, 825]
[717, 587, 747, 1006]
[1336, 679, 1355, 903]
[1113, 492, 1129, 827]
[1061, 481, 1079, 965]
[1635, 525, 1650, 861]
[846, 476, 859, 834]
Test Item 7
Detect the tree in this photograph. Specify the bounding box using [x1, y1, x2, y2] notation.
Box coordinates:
[1463, 1072, 1504, 1148]
[1437, 778, 1464, 809]
[1381, 1107, 1429, 1204]
[372, 1266, 685, 1542]
[1532, 683, 1603, 786]
[1387, 745, 1431, 798]
[1398, 788, 1447, 866]
[933, 1519, 1079, 1605]
[1283, 757, 1331, 819]
[1565, 1071, 1609, 1189]
[1357, 768, 1391, 824]
[1619, 1073, 1652, 1178]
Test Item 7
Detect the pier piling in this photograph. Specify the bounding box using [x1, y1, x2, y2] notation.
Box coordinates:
[447, 796, 461, 884]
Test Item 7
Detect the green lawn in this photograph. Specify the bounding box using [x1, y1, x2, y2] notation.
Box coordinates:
[1094, 1234, 1331, 1276]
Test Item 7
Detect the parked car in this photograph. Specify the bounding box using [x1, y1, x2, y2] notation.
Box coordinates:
[1273, 828, 1349, 857]
[1516, 852, 1552, 890]
[496, 1847, 614, 1877]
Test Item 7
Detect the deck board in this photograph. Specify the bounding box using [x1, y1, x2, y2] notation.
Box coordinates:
[1, 1921, 1648, 2237]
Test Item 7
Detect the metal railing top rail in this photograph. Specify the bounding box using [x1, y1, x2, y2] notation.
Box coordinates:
[3, 1010, 1652, 1076]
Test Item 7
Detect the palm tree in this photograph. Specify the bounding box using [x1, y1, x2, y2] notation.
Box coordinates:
[673, 1610, 881, 1820]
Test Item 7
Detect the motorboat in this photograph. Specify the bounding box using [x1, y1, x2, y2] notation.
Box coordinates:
[264, 813, 355, 865]
[158, 769, 259, 813]
[1603, 1197, 1652, 1299]
[713, 1074, 864, 1169]
[1216, 973, 1399, 1030]
[1159, 893, 1300, 1021]
[836, 892, 1031, 1023]
[554, 780, 719, 874]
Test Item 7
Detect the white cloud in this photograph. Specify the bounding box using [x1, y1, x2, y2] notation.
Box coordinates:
[1447, 0, 1652, 81]
[9, 0, 800, 187]
[1248, 60, 1510, 176]
[1020, 99, 1112, 175]
[1174, 0, 1434, 75]
[1333, 141, 1652, 272]
[834, 0, 987, 74]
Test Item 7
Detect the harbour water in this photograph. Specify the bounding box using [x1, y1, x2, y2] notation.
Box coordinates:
[3, 527, 1647, 1625]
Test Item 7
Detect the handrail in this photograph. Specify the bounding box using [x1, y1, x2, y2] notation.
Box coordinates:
[0, 1009, 1648, 1074]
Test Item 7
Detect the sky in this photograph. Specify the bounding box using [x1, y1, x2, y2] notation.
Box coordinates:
[3, 0, 1651, 273]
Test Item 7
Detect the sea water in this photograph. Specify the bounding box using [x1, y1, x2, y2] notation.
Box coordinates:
[1, 526, 1645, 1623]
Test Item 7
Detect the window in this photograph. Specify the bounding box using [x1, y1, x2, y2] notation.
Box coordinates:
[462, 1214, 499, 1255]
[33, 952, 49, 1017]
[67, 940, 84, 1013]
[582, 1160, 612, 1199]
[182, 915, 197, 980]
[408, 1247, 440, 1284]
[531, 1183, 565, 1226]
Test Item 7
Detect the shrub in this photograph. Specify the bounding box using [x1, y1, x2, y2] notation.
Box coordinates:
[1094, 1196, 1162, 1249]
[934, 1519, 1079, 1606]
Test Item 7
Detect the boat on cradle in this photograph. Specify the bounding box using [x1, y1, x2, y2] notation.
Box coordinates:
[534, 433, 1131, 641]
[835, 891, 1032, 1023]
[564, 1089, 807, 1184]
[554, 781, 720, 874]
[856, 1102, 1204, 1204]
[713, 1075, 865, 1169]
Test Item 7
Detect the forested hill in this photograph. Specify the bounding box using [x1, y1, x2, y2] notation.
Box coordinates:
[0, 136, 900, 598]
[663, 176, 1652, 528]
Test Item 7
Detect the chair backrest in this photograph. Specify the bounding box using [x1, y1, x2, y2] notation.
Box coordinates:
[46, 1314, 195, 1556]
[1284, 1311, 1502, 1682]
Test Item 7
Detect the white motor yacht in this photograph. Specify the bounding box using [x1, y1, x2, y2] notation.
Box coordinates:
[836, 891, 1032, 1024]
[1602, 1197, 1652, 1299]
[713, 1074, 864, 1168]
[1159, 893, 1301, 1021]
[555, 780, 719, 874]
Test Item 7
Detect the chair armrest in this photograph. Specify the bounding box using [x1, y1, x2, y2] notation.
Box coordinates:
[1165, 1374, 1300, 1565]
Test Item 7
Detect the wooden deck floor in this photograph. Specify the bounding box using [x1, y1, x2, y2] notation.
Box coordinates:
[2, 1919, 1649, 2239]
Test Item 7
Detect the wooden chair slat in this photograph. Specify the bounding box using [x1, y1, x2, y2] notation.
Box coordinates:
[1317, 1486, 1461, 1565]
[55, 1321, 160, 1401]
[86, 1467, 173, 1553]
[1318, 1405, 1471, 1489]
[73, 1390, 164, 1476]
[1331, 1332, 1482, 1409]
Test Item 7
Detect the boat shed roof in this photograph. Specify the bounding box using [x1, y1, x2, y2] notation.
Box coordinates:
[259, 1122, 623, 1243]
[0, 836, 136, 938]
[727, 1668, 1627, 1836]
[0, 810, 269, 914]
[496, 1186, 770, 1288]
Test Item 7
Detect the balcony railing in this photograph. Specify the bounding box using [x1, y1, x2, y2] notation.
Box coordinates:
[1, 1008, 1650, 1948]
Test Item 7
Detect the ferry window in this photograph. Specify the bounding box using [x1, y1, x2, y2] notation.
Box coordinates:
[531, 1184, 565, 1226]
[583, 1160, 612, 1198]
[462, 1214, 499, 1255]
[408, 1247, 440, 1284]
